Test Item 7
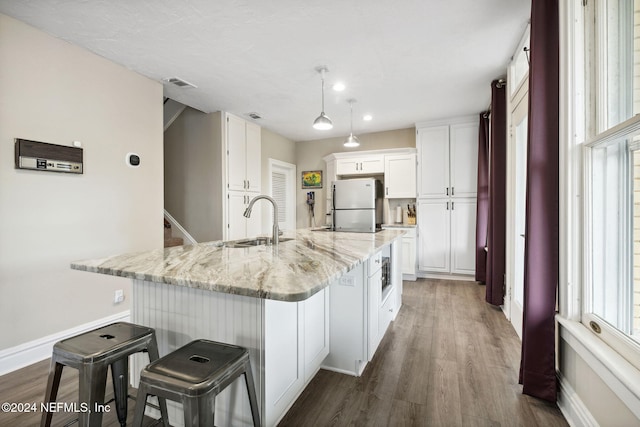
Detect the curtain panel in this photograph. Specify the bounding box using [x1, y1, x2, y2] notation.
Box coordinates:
[519, 0, 559, 403]
[485, 81, 507, 306]
[475, 113, 490, 283]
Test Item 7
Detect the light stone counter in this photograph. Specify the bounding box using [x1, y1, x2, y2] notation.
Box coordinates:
[71, 228, 404, 302]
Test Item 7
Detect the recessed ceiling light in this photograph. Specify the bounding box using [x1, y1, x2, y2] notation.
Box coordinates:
[363, 114, 373, 121]
[332, 82, 346, 92]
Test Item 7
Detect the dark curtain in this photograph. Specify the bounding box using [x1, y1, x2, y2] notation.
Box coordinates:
[519, 0, 559, 403]
[485, 81, 507, 305]
[475, 113, 490, 283]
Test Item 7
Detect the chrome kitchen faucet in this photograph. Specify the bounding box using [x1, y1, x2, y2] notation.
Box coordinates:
[243, 195, 279, 246]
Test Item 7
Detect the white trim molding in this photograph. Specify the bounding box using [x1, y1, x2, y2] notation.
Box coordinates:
[557, 316, 640, 421]
[558, 372, 599, 427]
[0, 311, 130, 376]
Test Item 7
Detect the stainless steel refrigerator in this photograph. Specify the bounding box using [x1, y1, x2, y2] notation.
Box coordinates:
[332, 178, 383, 232]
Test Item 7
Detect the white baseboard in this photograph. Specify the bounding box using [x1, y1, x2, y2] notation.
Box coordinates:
[416, 271, 476, 282]
[558, 373, 599, 427]
[0, 311, 130, 376]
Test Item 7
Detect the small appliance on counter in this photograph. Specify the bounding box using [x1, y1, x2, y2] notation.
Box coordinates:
[332, 178, 383, 232]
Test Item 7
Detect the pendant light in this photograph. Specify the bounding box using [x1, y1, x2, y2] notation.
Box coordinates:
[312, 66, 333, 130]
[344, 99, 360, 147]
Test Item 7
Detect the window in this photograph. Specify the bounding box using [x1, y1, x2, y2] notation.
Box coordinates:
[582, 0, 640, 367]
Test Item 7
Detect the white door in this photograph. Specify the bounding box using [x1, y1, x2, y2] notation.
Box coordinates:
[245, 122, 261, 192]
[450, 123, 479, 197]
[385, 154, 416, 198]
[506, 77, 528, 339]
[418, 199, 450, 272]
[269, 159, 296, 232]
[226, 114, 247, 192]
[450, 198, 477, 274]
[227, 191, 247, 240]
[417, 126, 450, 198]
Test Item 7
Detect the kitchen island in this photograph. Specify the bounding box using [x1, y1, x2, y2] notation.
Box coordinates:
[71, 228, 404, 427]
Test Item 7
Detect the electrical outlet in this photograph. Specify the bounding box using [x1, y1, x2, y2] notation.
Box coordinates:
[114, 289, 124, 304]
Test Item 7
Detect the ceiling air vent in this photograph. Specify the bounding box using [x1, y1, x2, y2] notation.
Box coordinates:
[163, 77, 197, 89]
[247, 112, 262, 120]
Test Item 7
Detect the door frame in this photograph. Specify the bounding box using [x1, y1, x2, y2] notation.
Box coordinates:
[268, 158, 296, 232]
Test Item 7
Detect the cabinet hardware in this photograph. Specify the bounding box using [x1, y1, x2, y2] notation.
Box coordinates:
[247, 180, 250, 189]
[446, 187, 449, 196]
[386, 187, 388, 196]
[451, 201, 454, 210]
[451, 187, 454, 196]
[446, 202, 449, 210]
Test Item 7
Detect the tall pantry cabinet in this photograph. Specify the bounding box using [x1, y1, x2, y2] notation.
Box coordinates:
[417, 120, 478, 276]
[225, 113, 262, 240]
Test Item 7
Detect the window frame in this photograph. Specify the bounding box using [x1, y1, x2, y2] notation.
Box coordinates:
[578, 0, 640, 370]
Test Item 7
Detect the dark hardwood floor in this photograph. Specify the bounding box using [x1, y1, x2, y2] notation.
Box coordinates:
[0, 279, 567, 426]
[278, 279, 568, 427]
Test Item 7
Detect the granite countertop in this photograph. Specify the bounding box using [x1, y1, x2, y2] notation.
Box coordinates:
[71, 228, 405, 302]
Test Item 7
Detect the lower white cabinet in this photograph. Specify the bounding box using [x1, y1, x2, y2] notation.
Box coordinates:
[227, 191, 262, 240]
[325, 242, 400, 376]
[264, 287, 329, 426]
[418, 198, 476, 275]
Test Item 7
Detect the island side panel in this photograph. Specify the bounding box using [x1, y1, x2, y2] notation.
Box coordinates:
[132, 279, 264, 427]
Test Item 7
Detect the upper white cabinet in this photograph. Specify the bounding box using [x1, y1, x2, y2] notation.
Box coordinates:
[227, 113, 261, 193]
[335, 155, 384, 176]
[384, 154, 416, 198]
[225, 113, 262, 240]
[449, 123, 479, 198]
[417, 122, 478, 198]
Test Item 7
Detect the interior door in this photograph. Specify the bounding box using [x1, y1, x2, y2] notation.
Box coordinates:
[507, 78, 528, 339]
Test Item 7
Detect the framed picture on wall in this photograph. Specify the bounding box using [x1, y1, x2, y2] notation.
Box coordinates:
[301, 170, 322, 189]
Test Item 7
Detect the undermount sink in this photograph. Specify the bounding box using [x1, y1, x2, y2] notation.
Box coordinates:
[223, 236, 294, 248]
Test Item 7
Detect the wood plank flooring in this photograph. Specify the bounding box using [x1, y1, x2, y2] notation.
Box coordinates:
[0, 279, 568, 426]
[278, 279, 568, 427]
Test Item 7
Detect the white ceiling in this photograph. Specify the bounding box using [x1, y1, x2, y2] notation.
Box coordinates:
[0, 0, 530, 142]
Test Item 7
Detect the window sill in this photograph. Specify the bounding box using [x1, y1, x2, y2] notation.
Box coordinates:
[556, 316, 640, 419]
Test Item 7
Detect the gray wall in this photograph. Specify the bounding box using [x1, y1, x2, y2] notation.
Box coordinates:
[164, 109, 224, 242]
[295, 127, 415, 228]
[0, 14, 163, 350]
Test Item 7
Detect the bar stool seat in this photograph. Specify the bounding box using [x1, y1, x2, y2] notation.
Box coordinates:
[41, 322, 168, 427]
[133, 339, 261, 427]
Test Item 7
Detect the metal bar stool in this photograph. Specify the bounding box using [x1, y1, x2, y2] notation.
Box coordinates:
[132, 339, 261, 427]
[40, 322, 169, 427]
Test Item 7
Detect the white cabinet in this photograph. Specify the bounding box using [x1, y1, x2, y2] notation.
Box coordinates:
[225, 113, 262, 240]
[367, 254, 382, 360]
[417, 119, 478, 276]
[325, 241, 400, 376]
[302, 287, 330, 382]
[450, 198, 477, 274]
[227, 192, 262, 240]
[264, 286, 329, 427]
[449, 123, 479, 198]
[325, 263, 367, 376]
[400, 228, 417, 279]
[418, 199, 451, 272]
[265, 299, 303, 427]
[417, 126, 450, 198]
[384, 154, 416, 198]
[227, 114, 261, 192]
[336, 155, 385, 176]
[418, 198, 476, 275]
[417, 122, 478, 198]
